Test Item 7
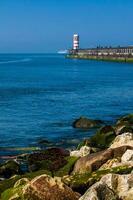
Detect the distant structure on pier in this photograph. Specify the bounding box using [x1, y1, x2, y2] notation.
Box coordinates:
[71, 34, 133, 56]
[73, 34, 79, 50]
[70, 46, 133, 56]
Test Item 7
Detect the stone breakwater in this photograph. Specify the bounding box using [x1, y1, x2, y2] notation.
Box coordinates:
[67, 54, 133, 63]
[1, 114, 133, 199]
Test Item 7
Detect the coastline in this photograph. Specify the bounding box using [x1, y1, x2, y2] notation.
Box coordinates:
[1, 114, 133, 199]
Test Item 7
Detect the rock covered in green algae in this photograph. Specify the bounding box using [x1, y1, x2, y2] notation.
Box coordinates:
[0, 160, 22, 179]
[28, 147, 70, 173]
[0, 155, 78, 196]
[1, 175, 81, 200]
[89, 125, 116, 149]
[0, 169, 52, 196]
[116, 114, 133, 126]
[76, 114, 133, 150]
[63, 165, 133, 194]
[75, 125, 116, 150]
[114, 114, 133, 136]
[27, 147, 78, 177]
[72, 117, 102, 129]
[98, 126, 115, 135]
[115, 123, 133, 136]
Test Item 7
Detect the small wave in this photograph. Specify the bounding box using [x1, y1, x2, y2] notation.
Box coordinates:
[0, 58, 32, 64]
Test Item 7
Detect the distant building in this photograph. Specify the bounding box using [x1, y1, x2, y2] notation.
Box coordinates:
[73, 34, 79, 50]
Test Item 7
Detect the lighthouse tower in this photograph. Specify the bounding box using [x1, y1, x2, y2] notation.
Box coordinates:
[73, 34, 79, 50]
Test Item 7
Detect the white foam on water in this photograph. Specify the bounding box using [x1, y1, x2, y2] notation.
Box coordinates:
[0, 58, 32, 64]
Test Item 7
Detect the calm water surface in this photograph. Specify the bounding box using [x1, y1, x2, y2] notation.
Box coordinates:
[0, 54, 133, 152]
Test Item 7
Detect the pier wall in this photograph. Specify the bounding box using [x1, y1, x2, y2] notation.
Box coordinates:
[67, 47, 133, 63]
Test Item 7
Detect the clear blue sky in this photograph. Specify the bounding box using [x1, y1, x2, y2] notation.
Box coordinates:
[0, 0, 133, 53]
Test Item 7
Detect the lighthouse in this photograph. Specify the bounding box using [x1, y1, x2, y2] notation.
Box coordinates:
[73, 34, 79, 50]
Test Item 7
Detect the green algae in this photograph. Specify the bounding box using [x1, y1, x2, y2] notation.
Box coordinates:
[89, 131, 116, 149]
[116, 113, 133, 126]
[1, 157, 79, 200]
[67, 54, 133, 63]
[1, 183, 26, 200]
[77, 126, 115, 150]
[28, 156, 78, 177]
[54, 156, 78, 177]
[0, 170, 52, 197]
[63, 165, 133, 192]
[0, 147, 40, 152]
[0, 156, 78, 197]
[1, 160, 133, 199]
[77, 139, 90, 150]
[29, 159, 53, 172]
[0, 160, 22, 179]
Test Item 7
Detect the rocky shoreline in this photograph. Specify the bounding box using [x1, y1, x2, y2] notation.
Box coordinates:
[1, 114, 133, 199]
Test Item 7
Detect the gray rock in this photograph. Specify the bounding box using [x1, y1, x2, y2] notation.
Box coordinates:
[79, 181, 119, 200]
[70, 146, 91, 157]
[110, 133, 133, 148]
[73, 117, 102, 129]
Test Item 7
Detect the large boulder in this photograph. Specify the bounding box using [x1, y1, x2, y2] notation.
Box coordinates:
[0, 160, 21, 179]
[110, 133, 133, 148]
[70, 146, 91, 157]
[72, 117, 102, 129]
[73, 146, 133, 174]
[28, 148, 70, 173]
[0, 169, 53, 196]
[73, 148, 114, 174]
[79, 181, 119, 200]
[1, 175, 81, 200]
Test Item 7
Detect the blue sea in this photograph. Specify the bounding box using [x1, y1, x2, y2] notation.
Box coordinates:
[0, 53, 133, 154]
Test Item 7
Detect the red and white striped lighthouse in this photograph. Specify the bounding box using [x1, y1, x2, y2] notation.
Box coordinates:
[73, 34, 79, 50]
